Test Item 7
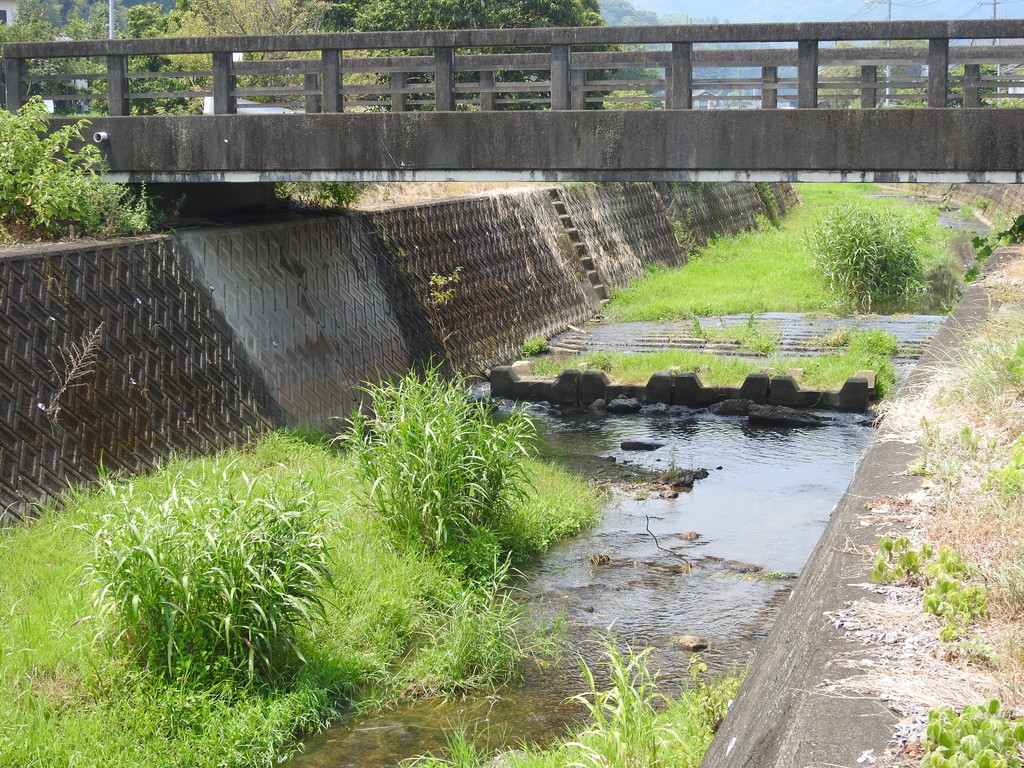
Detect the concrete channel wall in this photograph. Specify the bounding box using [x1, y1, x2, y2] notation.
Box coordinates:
[699, 268, 1008, 768]
[0, 181, 795, 522]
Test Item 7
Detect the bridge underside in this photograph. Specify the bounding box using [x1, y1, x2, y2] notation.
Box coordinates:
[69, 109, 1024, 185]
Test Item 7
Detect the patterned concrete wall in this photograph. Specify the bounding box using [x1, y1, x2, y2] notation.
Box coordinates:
[176, 215, 425, 428]
[0, 236, 280, 521]
[0, 181, 796, 521]
[560, 183, 684, 293]
[366, 190, 601, 374]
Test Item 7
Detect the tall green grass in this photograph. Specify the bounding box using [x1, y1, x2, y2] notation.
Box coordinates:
[607, 183, 952, 320]
[0, 427, 601, 768]
[341, 367, 539, 582]
[414, 639, 744, 768]
[810, 202, 926, 310]
[89, 473, 332, 685]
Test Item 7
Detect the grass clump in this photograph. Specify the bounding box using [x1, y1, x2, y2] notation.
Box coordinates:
[0, 426, 601, 768]
[341, 367, 537, 582]
[810, 202, 927, 310]
[88, 473, 331, 685]
[415, 638, 743, 768]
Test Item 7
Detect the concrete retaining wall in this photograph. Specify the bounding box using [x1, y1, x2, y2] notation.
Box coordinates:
[699, 266, 1008, 768]
[0, 181, 795, 521]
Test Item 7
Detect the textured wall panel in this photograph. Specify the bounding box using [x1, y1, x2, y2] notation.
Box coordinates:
[176, 215, 423, 429]
[366, 191, 600, 374]
[0, 237, 280, 522]
[561, 183, 685, 292]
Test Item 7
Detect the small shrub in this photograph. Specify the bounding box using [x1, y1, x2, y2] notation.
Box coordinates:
[0, 97, 161, 239]
[276, 181, 366, 209]
[922, 700, 1024, 768]
[924, 548, 989, 641]
[89, 474, 331, 685]
[873, 535, 933, 584]
[874, 538, 987, 640]
[523, 336, 550, 356]
[811, 202, 926, 309]
[341, 367, 536, 581]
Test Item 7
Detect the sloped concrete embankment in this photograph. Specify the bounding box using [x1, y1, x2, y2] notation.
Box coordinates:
[700, 278, 1001, 768]
[0, 182, 793, 521]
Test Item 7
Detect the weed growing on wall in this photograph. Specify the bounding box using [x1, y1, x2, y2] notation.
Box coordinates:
[88, 472, 332, 685]
[810, 203, 926, 310]
[341, 367, 537, 582]
[0, 97, 161, 240]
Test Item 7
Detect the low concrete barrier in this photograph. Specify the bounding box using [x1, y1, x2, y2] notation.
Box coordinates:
[489, 366, 873, 411]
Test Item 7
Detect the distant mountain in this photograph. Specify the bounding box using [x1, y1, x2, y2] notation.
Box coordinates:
[600, 0, 720, 26]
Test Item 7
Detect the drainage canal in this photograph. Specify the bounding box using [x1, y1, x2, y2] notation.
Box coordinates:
[285, 200, 976, 768]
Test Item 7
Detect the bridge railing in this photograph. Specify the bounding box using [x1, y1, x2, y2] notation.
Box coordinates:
[3, 20, 1024, 116]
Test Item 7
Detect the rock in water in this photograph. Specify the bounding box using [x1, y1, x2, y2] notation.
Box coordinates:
[620, 440, 665, 451]
[677, 635, 709, 652]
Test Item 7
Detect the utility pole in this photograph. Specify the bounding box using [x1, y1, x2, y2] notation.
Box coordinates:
[108, 0, 115, 38]
[868, 0, 892, 105]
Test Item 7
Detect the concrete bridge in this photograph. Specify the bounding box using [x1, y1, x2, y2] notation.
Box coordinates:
[4, 19, 1024, 184]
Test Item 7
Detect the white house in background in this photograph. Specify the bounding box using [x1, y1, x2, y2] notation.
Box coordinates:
[0, 0, 18, 24]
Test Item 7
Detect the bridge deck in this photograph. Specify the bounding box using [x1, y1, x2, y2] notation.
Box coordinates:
[6, 20, 1024, 182]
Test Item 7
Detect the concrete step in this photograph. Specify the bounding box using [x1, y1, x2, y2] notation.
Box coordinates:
[580, 257, 595, 270]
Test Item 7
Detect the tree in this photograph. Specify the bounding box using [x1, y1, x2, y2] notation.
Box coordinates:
[330, 0, 602, 32]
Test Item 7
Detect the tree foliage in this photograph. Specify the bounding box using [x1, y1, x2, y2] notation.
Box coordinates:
[0, 97, 159, 239]
[327, 0, 603, 32]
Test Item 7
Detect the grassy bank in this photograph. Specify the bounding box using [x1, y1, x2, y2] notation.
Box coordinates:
[0, 416, 601, 766]
[607, 183, 953, 320]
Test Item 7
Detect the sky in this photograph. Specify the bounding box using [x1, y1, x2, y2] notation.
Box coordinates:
[631, 0, 1021, 24]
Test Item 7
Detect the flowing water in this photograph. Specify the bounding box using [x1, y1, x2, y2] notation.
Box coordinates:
[288, 412, 872, 768]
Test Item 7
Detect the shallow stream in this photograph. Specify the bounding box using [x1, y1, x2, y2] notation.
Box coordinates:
[288, 412, 872, 768]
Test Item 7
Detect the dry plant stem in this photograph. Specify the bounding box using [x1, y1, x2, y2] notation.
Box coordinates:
[47, 322, 104, 424]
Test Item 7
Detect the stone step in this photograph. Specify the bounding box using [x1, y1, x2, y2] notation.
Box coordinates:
[580, 257, 595, 270]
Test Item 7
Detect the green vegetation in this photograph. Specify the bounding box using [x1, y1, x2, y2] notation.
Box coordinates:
[275, 182, 367, 209]
[967, 214, 1024, 283]
[89, 477, 332, 685]
[810, 202, 928, 310]
[873, 535, 933, 583]
[528, 338, 898, 398]
[415, 640, 743, 768]
[690, 315, 780, 355]
[0, 97, 161, 240]
[873, 537, 988, 642]
[0, 410, 600, 766]
[607, 183, 952, 320]
[522, 337, 551, 357]
[341, 367, 540, 582]
[922, 700, 1024, 768]
[923, 549, 989, 641]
